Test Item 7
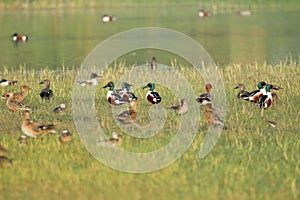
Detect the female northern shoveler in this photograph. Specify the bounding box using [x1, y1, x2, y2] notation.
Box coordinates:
[59, 130, 72, 143]
[143, 83, 161, 104]
[170, 99, 188, 114]
[234, 83, 250, 99]
[102, 15, 116, 22]
[116, 100, 140, 124]
[243, 81, 266, 102]
[116, 82, 138, 101]
[39, 79, 53, 100]
[1, 91, 30, 112]
[77, 73, 102, 86]
[53, 103, 66, 113]
[196, 83, 213, 105]
[11, 33, 29, 42]
[18, 135, 28, 146]
[0, 79, 18, 87]
[258, 84, 273, 109]
[203, 103, 224, 126]
[103, 81, 127, 106]
[21, 111, 56, 138]
[11, 85, 32, 102]
[198, 10, 213, 17]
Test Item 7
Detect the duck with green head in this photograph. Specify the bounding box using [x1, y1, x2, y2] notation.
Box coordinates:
[243, 81, 266, 102]
[103, 81, 127, 106]
[258, 84, 273, 109]
[143, 83, 161, 104]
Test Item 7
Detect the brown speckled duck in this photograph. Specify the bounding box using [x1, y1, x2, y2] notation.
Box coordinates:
[170, 99, 188, 114]
[1, 91, 30, 112]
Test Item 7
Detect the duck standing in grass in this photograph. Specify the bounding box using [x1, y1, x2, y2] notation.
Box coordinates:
[1, 91, 30, 112]
[59, 130, 72, 143]
[0, 79, 18, 87]
[53, 103, 66, 113]
[143, 83, 161, 104]
[11, 85, 32, 102]
[258, 84, 273, 109]
[18, 135, 28, 146]
[116, 100, 140, 124]
[21, 111, 56, 138]
[77, 73, 102, 86]
[196, 83, 213, 105]
[102, 15, 116, 22]
[103, 81, 127, 106]
[150, 57, 157, 70]
[39, 79, 53, 100]
[11, 33, 29, 42]
[116, 82, 138, 101]
[198, 10, 213, 17]
[271, 85, 283, 104]
[203, 103, 224, 126]
[234, 83, 250, 99]
[170, 99, 188, 114]
[243, 81, 266, 102]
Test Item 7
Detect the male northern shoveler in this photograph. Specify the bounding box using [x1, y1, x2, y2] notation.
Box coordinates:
[116, 82, 138, 101]
[143, 83, 161, 104]
[198, 10, 213, 17]
[258, 84, 273, 109]
[39, 79, 53, 100]
[53, 103, 66, 113]
[18, 135, 28, 146]
[21, 111, 56, 138]
[77, 73, 102, 86]
[116, 100, 140, 124]
[103, 81, 127, 106]
[59, 130, 72, 143]
[0, 79, 18, 87]
[11, 85, 32, 102]
[102, 15, 116, 22]
[243, 81, 266, 102]
[1, 91, 30, 112]
[170, 99, 188, 115]
[203, 103, 224, 126]
[234, 83, 250, 99]
[196, 83, 213, 105]
[11, 33, 29, 42]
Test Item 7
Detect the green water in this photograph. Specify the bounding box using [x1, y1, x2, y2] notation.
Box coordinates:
[1, 7, 299, 70]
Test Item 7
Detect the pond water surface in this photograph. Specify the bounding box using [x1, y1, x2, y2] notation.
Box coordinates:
[1, 7, 300, 70]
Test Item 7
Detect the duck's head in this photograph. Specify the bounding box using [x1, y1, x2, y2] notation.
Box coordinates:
[112, 132, 121, 139]
[234, 83, 244, 89]
[181, 99, 187, 106]
[129, 100, 141, 107]
[39, 79, 50, 85]
[2, 91, 13, 99]
[265, 84, 273, 92]
[90, 73, 102, 79]
[11, 33, 18, 37]
[257, 81, 266, 89]
[18, 135, 27, 143]
[62, 129, 72, 136]
[205, 83, 213, 92]
[103, 81, 114, 90]
[20, 85, 32, 91]
[143, 83, 155, 91]
[122, 82, 132, 90]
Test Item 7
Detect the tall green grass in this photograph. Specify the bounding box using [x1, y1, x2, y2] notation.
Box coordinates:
[0, 61, 299, 200]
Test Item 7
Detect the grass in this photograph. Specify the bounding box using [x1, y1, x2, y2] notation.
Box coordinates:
[0, 60, 299, 200]
[1, 0, 300, 10]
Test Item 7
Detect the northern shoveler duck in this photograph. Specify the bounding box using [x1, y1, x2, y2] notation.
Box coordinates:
[53, 103, 66, 113]
[102, 15, 116, 22]
[39, 79, 53, 100]
[258, 84, 273, 109]
[203, 103, 224, 126]
[170, 99, 188, 114]
[150, 57, 157, 70]
[59, 130, 72, 143]
[243, 81, 266, 102]
[21, 111, 56, 138]
[237, 10, 251, 16]
[271, 85, 283, 104]
[103, 81, 128, 106]
[11, 33, 29, 42]
[77, 73, 102, 86]
[1, 91, 30, 112]
[116, 100, 140, 124]
[116, 82, 138, 101]
[198, 10, 213, 17]
[10, 85, 31, 102]
[18, 135, 28, 146]
[0, 79, 18, 87]
[143, 83, 161, 104]
[196, 83, 213, 105]
[234, 83, 250, 99]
